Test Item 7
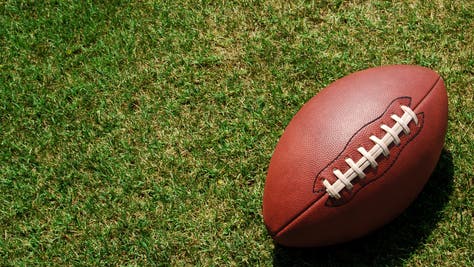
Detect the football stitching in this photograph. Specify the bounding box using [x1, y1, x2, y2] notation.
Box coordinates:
[323, 103, 421, 199]
[312, 96, 413, 193]
[325, 112, 424, 206]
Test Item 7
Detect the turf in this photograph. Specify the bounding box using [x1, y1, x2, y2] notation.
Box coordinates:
[0, 0, 473, 266]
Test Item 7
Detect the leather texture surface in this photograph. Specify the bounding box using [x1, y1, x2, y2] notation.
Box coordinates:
[262, 65, 448, 247]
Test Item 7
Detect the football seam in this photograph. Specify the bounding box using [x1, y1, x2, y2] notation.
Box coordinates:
[272, 75, 442, 238]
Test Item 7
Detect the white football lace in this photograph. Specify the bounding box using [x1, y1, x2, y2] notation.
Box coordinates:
[323, 105, 418, 199]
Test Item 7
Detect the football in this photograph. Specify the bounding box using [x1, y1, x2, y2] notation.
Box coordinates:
[262, 65, 448, 247]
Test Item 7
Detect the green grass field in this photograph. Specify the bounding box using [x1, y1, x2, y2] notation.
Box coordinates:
[1, 0, 473, 266]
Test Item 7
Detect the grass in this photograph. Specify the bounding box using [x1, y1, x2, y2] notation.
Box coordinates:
[0, 0, 473, 266]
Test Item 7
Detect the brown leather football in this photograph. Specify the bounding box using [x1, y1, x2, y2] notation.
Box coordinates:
[262, 65, 448, 247]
